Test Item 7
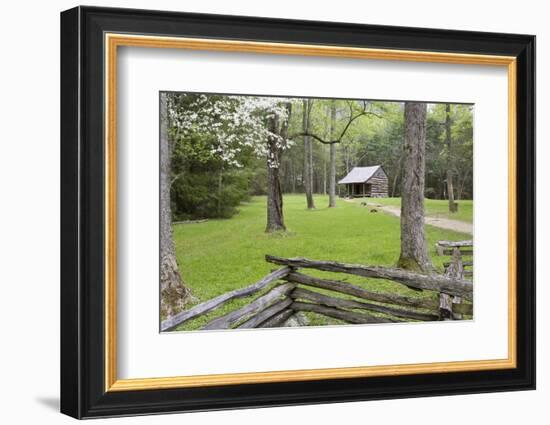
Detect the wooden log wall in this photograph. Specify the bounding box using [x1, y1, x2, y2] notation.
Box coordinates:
[368, 167, 389, 198]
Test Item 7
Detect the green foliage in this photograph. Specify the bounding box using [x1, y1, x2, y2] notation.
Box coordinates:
[167, 94, 474, 221]
[171, 165, 253, 220]
[278, 99, 472, 201]
[426, 104, 474, 199]
[170, 136, 262, 220]
[172, 195, 472, 330]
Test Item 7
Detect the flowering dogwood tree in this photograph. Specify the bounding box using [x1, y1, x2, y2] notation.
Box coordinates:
[169, 94, 295, 233]
[169, 94, 293, 168]
[160, 93, 295, 318]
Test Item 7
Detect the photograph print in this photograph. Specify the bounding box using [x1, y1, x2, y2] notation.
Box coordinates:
[159, 92, 474, 332]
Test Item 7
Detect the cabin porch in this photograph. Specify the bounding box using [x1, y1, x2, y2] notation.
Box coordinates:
[345, 183, 372, 197]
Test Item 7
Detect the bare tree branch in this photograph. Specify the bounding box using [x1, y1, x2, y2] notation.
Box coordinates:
[288, 101, 382, 144]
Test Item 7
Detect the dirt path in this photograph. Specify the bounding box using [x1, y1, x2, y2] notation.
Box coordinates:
[344, 198, 472, 234]
[371, 204, 472, 235]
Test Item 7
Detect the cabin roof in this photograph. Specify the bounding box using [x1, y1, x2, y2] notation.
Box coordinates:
[338, 166, 382, 184]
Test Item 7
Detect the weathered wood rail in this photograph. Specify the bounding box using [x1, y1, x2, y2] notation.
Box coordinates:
[161, 267, 291, 331]
[435, 240, 473, 256]
[436, 239, 474, 279]
[161, 253, 473, 332]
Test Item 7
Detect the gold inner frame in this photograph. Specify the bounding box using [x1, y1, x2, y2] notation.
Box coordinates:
[104, 33, 517, 392]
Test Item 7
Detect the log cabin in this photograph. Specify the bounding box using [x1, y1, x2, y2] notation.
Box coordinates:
[338, 165, 388, 198]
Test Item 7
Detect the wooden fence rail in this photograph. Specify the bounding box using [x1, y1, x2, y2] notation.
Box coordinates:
[436, 240, 473, 256]
[266, 255, 473, 300]
[162, 253, 473, 332]
[160, 267, 291, 331]
[202, 283, 296, 330]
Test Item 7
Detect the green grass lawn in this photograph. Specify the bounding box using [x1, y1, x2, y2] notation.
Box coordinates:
[368, 197, 473, 223]
[172, 194, 472, 331]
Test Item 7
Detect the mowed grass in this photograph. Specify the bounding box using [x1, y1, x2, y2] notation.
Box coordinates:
[172, 194, 472, 331]
[370, 197, 473, 223]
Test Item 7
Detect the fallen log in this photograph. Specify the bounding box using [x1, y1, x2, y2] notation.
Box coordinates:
[161, 267, 291, 331]
[202, 283, 295, 330]
[238, 298, 293, 329]
[267, 255, 473, 300]
[291, 301, 398, 324]
[285, 271, 439, 310]
[291, 287, 439, 322]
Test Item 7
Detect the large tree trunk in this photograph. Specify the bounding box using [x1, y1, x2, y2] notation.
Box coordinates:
[445, 104, 458, 213]
[265, 105, 291, 232]
[160, 93, 193, 319]
[328, 101, 337, 207]
[265, 144, 285, 232]
[322, 146, 327, 195]
[303, 99, 316, 209]
[397, 102, 432, 272]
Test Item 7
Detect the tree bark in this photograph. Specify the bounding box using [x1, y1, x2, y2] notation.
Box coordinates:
[265, 103, 292, 232]
[160, 93, 193, 319]
[328, 101, 337, 207]
[217, 167, 223, 217]
[265, 114, 286, 232]
[303, 99, 316, 209]
[323, 145, 327, 195]
[445, 104, 458, 212]
[397, 102, 433, 272]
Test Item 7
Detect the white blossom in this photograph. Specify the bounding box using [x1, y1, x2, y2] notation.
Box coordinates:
[168, 94, 296, 168]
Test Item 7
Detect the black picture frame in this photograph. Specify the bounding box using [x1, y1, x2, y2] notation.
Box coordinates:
[61, 5, 535, 419]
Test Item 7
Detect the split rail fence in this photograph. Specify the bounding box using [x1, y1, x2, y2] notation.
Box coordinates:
[435, 240, 474, 320]
[436, 240, 473, 278]
[161, 253, 474, 332]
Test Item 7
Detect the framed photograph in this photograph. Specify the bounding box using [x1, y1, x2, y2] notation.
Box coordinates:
[60, 6, 535, 419]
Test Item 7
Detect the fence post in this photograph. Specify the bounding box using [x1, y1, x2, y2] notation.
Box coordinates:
[440, 248, 464, 320]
